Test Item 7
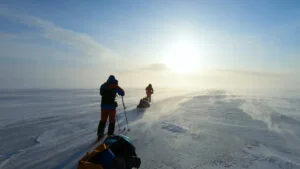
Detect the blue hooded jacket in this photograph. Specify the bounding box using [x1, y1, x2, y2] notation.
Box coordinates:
[100, 75, 125, 110]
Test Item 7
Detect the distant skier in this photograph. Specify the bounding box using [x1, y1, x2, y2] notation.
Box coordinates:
[146, 84, 153, 102]
[97, 75, 125, 139]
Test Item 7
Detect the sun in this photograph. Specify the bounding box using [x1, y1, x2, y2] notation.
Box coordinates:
[163, 41, 201, 74]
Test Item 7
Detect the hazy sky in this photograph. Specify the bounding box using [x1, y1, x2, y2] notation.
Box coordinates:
[0, 0, 299, 89]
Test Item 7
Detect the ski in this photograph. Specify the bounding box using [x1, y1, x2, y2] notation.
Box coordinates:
[88, 134, 108, 151]
[89, 127, 129, 151]
[120, 127, 126, 133]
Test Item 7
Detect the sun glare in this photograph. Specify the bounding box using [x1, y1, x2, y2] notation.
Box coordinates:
[163, 41, 201, 74]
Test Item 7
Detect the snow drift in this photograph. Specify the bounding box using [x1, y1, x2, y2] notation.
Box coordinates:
[0, 89, 300, 169]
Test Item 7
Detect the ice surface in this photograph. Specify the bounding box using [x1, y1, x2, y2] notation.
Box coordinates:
[0, 88, 300, 169]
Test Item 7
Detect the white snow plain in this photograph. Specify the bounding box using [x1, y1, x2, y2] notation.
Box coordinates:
[0, 88, 300, 169]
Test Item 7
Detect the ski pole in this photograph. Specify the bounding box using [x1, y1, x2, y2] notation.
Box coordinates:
[116, 113, 121, 131]
[121, 96, 130, 131]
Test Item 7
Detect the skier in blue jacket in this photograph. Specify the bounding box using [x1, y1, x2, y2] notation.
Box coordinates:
[97, 75, 125, 138]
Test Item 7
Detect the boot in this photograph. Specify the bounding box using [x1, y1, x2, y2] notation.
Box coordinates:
[108, 123, 115, 136]
[97, 121, 106, 138]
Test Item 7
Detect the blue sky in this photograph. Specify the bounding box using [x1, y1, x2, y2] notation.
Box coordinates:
[0, 0, 299, 88]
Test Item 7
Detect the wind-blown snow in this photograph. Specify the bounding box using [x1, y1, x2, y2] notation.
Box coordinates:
[0, 89, 300, 169]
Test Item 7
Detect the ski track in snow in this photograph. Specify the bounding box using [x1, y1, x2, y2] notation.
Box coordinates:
[1, 89, 300, 169]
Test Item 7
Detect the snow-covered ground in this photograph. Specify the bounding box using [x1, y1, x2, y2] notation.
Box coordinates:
[1, 88, 300, 169]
